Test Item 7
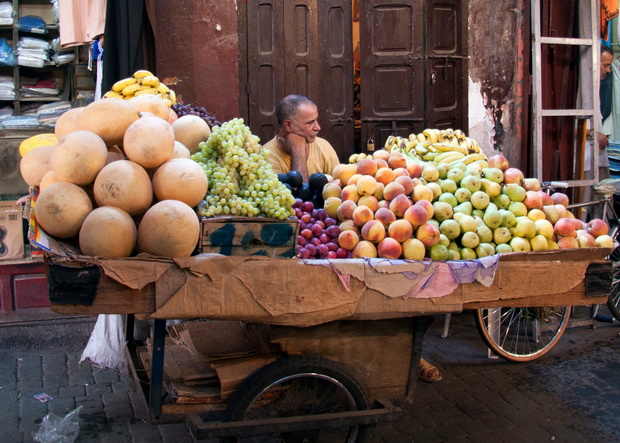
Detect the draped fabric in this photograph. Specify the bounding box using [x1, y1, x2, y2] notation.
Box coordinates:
[101, 0, 155, 93]
[601, 0, 619, 40]
[58, 0, 106, 47]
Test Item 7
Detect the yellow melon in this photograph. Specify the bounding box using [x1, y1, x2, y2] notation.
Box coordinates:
[170, 141, 191, 159]
[152, 158, 208, 207]
[19, 144, 56, 187]
[39, 170, 63, 191]
[50, 130, 108, 185]
[35, 182, 93, 238]
[93, 160, 153, 216]
[106, 146, 126, 164]
[171, 115, 211, 154]
[76, 98, 140, 148]
[137, 200, 199, 257]
[79, 206, 137, 258]
[123, 116, 175, 169]
[167, 107, 179, 124]
[129, 94, 170, 120]
[54, 107, 84, 140]
[19, 133, 59, 157]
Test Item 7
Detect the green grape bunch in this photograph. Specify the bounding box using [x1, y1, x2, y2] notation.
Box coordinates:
[191, 118, 296, 220]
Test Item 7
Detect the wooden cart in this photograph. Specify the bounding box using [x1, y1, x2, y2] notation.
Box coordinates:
[47, 249, 611, 440]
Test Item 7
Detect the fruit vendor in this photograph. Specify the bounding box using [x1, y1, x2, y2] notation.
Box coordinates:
[264, 94, 340, 181]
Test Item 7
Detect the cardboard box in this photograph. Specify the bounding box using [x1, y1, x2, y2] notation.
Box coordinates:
[199, 216, 299, 257]
[0, 201, 25, 260]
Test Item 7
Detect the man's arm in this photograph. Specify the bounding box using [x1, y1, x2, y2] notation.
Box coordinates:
[278, 133, 310, 180]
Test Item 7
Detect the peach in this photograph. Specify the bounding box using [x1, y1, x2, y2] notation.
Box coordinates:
[347, 174, 363, 186]
[383, 181, 406, 201]
[554, 217, 577, 238]
[522, 191, 543, 210]
[361, 219, 386, 243]
[377, 200, 390, 210]
[339, 163, 359, 186]
[338, 229, 360, 250]
[392, 168, 409, 178]
[388, 219, 414, 243]
[554, 203, 567, 218]
[374, 158, 389, 170]
[415, 200, 434, 219]
[538, 190, 554, 206]
[402, 237, 426, 260]
[322, 182, 342, 200]
[324, 196, 342, 219]
[377, 237, 403, 259]
[339, 220, 359, 234]
[337, 200, 357, 221]
[406, 161, 423, 178]
[586, 218, 609, 237]
[372, 149, 390, 162]
[358, 195, 379, 212]
[551, 192, 569, 207]
[557, 236, 579, 249]
[576, 231, 597, 248]
[389, 194, 413, 217]
[352, 205, 374, 227]
[415, 222, 441, 247]
[341, 184, 360, 203]
[356, 175, 378, 196]
[356, 158, 378, 176]
[375, 167, 396, 186]
[487, 154, 509, 171]
[388, 152, 407, 170]
[404, 204, 429, 228]
[503, 167, 524, 184]
[375, 207, 397, 226]
[395, 175, 414, 195]
[352, 240, 378, 258]
[373, 182, 385, 200]
[412, 184, 434, 203]
[332, 163, 344, 180]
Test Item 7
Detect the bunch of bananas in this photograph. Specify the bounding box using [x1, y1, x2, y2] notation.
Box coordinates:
[103, 70, 177, 107]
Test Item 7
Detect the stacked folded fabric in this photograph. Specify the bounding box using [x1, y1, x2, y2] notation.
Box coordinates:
[607, 142, 620, 178]
[0, 2, 14, 26]
[0, 74, 14, 100]
[17, 37, 51, 68]
[20, 77, 59, 97]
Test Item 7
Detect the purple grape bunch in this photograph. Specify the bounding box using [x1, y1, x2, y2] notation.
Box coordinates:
[172, 103, 222, 128]
[293, 198, 351, 260]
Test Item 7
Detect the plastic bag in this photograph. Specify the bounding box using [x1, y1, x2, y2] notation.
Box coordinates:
[32, 406, 83, 443]
[0, 38, 15, 66]
[80, 314, 128, 373]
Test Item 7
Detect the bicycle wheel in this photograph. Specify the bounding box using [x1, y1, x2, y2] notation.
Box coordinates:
[474, 306, 571, 362]
[606, 224, 620, 321]
[222, 355, 369, 443]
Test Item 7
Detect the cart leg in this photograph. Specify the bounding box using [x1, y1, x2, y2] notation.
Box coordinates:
[149, 319, 166, 420]
[405, 316, 434, 405]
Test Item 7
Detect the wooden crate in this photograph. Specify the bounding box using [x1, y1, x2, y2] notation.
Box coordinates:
[199, 216, 299, 258]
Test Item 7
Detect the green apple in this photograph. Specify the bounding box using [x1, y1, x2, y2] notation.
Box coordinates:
[440, 178, 457, 194]
[503, 183, 526, 202]
[483, 210, 503, 229]
[508, 201, 528, 217]
[454, 201, 473, 215]
[460, 247, 477, 260]
[530, 234, 549, 251]
[481, 167, 504, 184]
[438, 192, 458, 208]
[476, 225, 494, 243]
[493, 194, 511, 210]
[460, 175, 481, 193]
[471, 191, 490, 210]
[493, 227, 512, 244]
[447, 168, 465, 184]
[513, 217, 536, 239]
[429, 243, 449, 261]
[495, 243, 513, 254]
[458, 214, 478, 233]
[480, 178, 502, 198]
[432, 201, 454, 222]
[475, 242, 496, 258]
[499, 209, 517, 228]
[454, 187, 472, 203]
[509, 236, 531, 252]
[461, 231, 480, 249]
[440, 219, 461, 240]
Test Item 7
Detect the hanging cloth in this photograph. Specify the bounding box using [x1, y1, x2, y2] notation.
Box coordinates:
[58, 0, 106, 47]
[601, 0, 619, 41]
[101, 0, 156, 93]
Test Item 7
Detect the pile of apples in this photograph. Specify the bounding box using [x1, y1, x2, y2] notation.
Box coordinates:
[318, 150, 614, 261]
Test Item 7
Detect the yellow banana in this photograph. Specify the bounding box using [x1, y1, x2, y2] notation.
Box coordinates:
[168, 89, 177, 105]
[442, 128, 454, 137]
[432, 143, 468, 155]
[474, 159, 489, 168]
[454, 129, 466, 139]
[133, 70, 154, 79]
[112, 77, 136, 92]
[408, 133, 418, 142]
[422, 152, 438, 162]
[462, 153, 487, 165]
[433, 129, 443, 142]
[423, 129, 438, 144]
[416, 133, 427, 143]
[436, 152, 465, 164]
[103, 90, 123, 99]
[156, 83, 170, 94]
[349, 153, 359, 163]
[467, 137, 480, 153]
[121, 83, 143, 96]
[135, 87, 159, 96]
[404, 140, 417, 152]
[414, 142, 429, 155]
[385, 135, 396, 149]
[140, 75, 160, 88]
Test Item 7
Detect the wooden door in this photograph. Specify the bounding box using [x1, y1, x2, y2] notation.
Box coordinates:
[243, 0, 354, 162]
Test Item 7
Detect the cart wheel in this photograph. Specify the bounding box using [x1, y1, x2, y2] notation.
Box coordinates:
[474, 306, 571, 362]
[606, 231, 620, 321]
[222, 355, 369, 443]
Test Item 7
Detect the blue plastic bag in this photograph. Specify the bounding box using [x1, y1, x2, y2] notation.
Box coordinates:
[0, 38, 15, 66]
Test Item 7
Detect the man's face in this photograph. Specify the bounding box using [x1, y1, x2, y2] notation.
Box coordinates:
[287, 103, 321, 143]
[601, 52, 613, 80]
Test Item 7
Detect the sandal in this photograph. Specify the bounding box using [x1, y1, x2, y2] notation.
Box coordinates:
[418, 358, 442, 382]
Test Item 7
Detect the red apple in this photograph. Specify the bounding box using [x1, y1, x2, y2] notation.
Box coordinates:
[537, 190, 554, 206]
[557, 236, 579, 249]
[522, 191, 543, 210]
[554, 218, 577, 238]
[487, 154, 510, 171]
[586, 218, 609, 237]
[503, 168, 524, 184]
[551, 192, 569, 207]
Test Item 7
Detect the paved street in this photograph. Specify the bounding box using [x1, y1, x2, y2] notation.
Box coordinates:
[0, 306, 618, 442]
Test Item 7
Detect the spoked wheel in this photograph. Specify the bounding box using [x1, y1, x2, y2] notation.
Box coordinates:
[606, 227, 620, 321]
[222, 356, 369, 443]
[474, 306, 571, 362]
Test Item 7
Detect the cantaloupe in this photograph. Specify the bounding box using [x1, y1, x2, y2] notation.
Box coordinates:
[167, 107, 178, 124]
[123, 116, 175, 169]
[170, 141, 191, 159]
[129, 94, 169, 120]
[39, 170, 63, 191]
[137, 200, 199, 257]
[50, 130, 108, 185]
[93, 160, 153, 216]
[76, 98, 140, 148]
[106, 146, 126, 164]
[19, 133, 59, 157]
[55, 107, 84, 140]
[152, 158, 208, 207]
[79, 206, 137, 258]
[171, 115, 211, 154]
[20, 144, 56, 187]
[35, 182, 93, 238]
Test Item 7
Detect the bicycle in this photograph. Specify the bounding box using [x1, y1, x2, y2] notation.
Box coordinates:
[473, 179, 620, 362]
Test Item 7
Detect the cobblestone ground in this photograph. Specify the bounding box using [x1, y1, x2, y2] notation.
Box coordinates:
[1, 307, 618, 442]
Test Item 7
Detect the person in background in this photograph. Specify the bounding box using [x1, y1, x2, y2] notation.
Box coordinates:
[266, 94, 442, 383]
[264, 94, 340, 180]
